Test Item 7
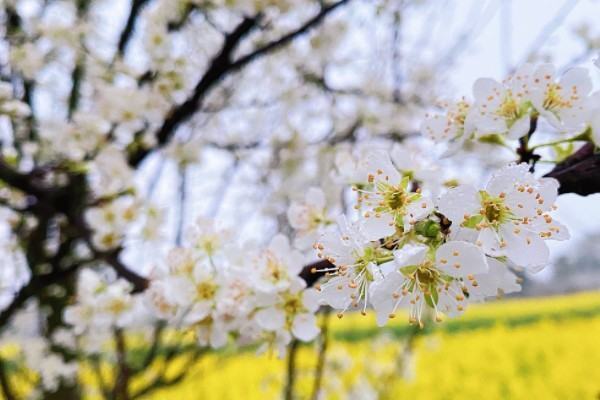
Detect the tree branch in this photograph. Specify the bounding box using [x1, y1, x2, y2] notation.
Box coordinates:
[283, 339, 300, 400]
[117, 0, 151, 57]
[0, 264, 79, 329]
[128, 16, 260, 166]
[0, 159, 46, 198]
[129, 0, 351, 167]
[230, 0, 350, 71]
[113, 328, 131, 400]
[544, 142, 600, 196]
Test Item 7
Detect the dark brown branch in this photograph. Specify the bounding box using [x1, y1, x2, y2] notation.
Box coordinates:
[545, 142, 600, 196]
[130, 347, 206, 399]
[0, 158, 46, 198]
[167, 3, 197, 31]
[117, 0, 151, 57]
[299, 259, 330, 287]
[516, 115, 540, 169]
[137, 322, 165, 372]
[128, 16, 259, 166]
[0, 264, 79, 329]
[82, 245, 148, 293]
[129, 0, 351, 167]
[67, 57, 85, 119]
[113, 328, 131, 400]
[230, 0, 350, 70]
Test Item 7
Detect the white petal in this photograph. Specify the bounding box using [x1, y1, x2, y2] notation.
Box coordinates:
[183, 301, 212, 324]
[500, 223, 549, 270]
[393, 245, 428, 268]
[302, 288, 321, 313]
[319, 276, 354, 310]
[504, 188, 539, 218]
[486, 163, 533, 196]
[255, 307, 286, 331]
[359, 150, 401, 184]
[437, 281, 467, 317]
[560, 67, 593, 97]
[529, 216, 570, 241]
[477, 227, 502, 256]
[473, 78, 504, 109]
[305, 187, 326, 209]
[405, 196, 434, 226]
[473, 113, 507, 136]
[507, 115, 531, 140]
[421, 114, 454, 142]
[369, 271, 406, 326]
[536, 178, 559, 211]
[470, 257, 521, 297]
[360, 212, 395, 241]
[292, 313, 320, 342]
[210, 324, 229, 349]
[532, 64, 556, 89]
[437, 185, 480, 224]
[436, 241, 488, 277]
[164, 276, 196, 306]
[317, 228, 354, 266]
[268, 234, 290, 258]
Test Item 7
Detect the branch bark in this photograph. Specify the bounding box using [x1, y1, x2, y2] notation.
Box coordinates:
[128, 0, 351, 167]
[128, 16, 260, 166]
[117, 0, 151, 57]
[544, 142, 600, 196]
[113, 328, 131, 400]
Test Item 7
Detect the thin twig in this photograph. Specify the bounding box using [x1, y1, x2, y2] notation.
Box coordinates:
[310, 309, 331, 400]
[284, 339, 300, 400]
[129, 0, 352, 167]
[0, 356, 16, 400]
[175, 164, 188, 246]
[113, 328, 131, 400]
[116, 0, 151, 57]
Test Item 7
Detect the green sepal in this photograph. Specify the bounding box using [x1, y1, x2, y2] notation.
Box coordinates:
[462, 214, 484, 228]
[401, 175, 411, 190]
[400, 264, 418, 276]
[424, 285, 439, 308]
[415, 220, 441, 238]
[478, 133, 505, 146]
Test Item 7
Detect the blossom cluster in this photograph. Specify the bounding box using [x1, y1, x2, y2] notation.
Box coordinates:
[144, 219, 321, 355]
[65, 219, 320, 356]
[422, 64, 599, 149]
[312, 150, 567, 326]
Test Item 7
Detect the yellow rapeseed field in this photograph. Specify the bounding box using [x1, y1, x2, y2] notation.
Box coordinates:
[141, 291, 600, 400]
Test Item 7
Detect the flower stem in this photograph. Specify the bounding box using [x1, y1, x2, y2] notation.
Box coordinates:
[530, 129, 591, 150]
[310, 309, 331, 400]
[284, 339, 300, 400]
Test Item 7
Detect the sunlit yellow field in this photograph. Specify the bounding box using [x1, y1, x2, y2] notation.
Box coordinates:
[139, 291, 600, 400]
[5, 292, 599, 399]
